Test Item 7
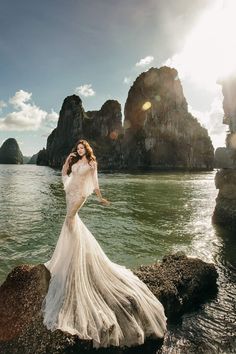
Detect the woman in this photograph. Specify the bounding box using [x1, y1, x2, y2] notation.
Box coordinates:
[41, 139, 167, 348]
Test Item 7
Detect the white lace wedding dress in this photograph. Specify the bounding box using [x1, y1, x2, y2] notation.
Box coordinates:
[41, 160, 167, 348]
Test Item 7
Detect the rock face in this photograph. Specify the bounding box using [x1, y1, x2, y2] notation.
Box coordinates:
[213, 76, 236, 227]
[0, 138, 23, 164]
[37, 95, 123, 170]
[37, 67, 214, 172]
[123, 67, 214, 170]
[27, 152, 38, 164]
[0, 253, 218, 354]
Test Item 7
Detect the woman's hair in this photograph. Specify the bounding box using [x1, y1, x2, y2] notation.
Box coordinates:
[66, 139, 96, 175]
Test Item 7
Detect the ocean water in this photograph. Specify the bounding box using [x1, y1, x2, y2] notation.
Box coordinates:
[0, 165, 235, 353]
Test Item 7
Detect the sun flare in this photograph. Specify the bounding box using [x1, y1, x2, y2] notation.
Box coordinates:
[167, 0, 236, 89]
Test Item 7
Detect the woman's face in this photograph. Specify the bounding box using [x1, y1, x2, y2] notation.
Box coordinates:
[77, 143, 86, 157]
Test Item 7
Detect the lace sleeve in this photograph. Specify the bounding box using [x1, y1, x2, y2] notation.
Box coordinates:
[91, 161, 99, 190]
[61, 173, 71, 191]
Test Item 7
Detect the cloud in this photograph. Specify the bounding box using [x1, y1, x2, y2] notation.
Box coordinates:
[9, 90, 32, 109]
[0, 100, 7, 111]
[189, 91, 228, 148]
[74, 84, 95, 97]
[123, 77, 131, 84]
[0, 90, 58, 131]
[44, 109, 59, 128]
[135, 56, 154, 67]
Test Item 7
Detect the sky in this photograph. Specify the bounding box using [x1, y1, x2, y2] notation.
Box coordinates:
[0, 0, 236, 156]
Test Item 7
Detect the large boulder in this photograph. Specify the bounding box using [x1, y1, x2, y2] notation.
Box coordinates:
[213, 169, 236, 227]
[213, 76, 236, 227]
[0, 138, 23, 164]
[0, 253, 218, 354]
[123, 67, 214, 170]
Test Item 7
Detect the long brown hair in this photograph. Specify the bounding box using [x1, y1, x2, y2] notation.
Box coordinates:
[66, 139, 96, 175]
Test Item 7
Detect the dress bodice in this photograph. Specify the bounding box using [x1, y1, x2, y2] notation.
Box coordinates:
[62, 160, 99, 198]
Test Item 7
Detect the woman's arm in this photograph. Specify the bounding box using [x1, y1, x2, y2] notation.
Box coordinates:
[91, 161, 110, 205]
[61, 153, 76, 176]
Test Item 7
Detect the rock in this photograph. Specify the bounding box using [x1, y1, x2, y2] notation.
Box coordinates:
[23, 156, 31, 164]
[27, 152, 39, 164]
[214, 147, 235, 169]
[213, 169, 236, 228]
[37, 148, 49, 166]
[0, 138, 23, 164]
[37, 95, 123, 170]
[134, 252, 218, 321]
[123, 67, 214, 170]
[37, 66, 215, 172]
[213, 75, 236, 227]
[0, 253, 218, 354]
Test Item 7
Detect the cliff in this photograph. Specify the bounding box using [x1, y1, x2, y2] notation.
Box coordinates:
[27, 152, 38, 164]
[37, 96, 123, 170]
[0, 253, 217, 354]
[123, 67, 214, 170]
[37, 67, 214, 171]
[213, 76, 236, 228]
[0, 138, 23, 164]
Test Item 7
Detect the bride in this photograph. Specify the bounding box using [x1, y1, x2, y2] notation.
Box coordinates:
[41, 139, 167, 348]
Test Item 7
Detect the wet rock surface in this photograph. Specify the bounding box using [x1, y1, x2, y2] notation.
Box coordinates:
[0, 253, 218, 354]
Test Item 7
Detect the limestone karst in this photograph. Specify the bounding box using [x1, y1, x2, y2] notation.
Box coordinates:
[0, 138, 23, 164]
[37, 66, 214, 171]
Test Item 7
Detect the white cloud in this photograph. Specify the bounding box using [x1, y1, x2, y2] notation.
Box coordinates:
[136, 56, 154, 67]
[74, 84, 95, 97]
[123, 77, 131, 84]
[189, 91, 227, 148]
[0, 90, 58, 131]
[44, 109, 59, 127]
[0, 100, 7, 111]
[9, 90, 32, 109]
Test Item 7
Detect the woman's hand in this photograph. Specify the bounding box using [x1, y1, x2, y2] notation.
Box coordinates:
[99, 198, 110, 206]
[66, 152, 77, 162]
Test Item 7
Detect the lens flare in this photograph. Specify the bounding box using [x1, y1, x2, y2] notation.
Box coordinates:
[142, 101, 152, 111]
[109, 131, 118, 140]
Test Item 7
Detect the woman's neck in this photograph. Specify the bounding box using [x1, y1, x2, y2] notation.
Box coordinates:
[80, 155, 87, 162]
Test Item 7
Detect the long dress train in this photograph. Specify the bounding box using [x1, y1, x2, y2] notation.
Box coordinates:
[41, 160, 167, 348]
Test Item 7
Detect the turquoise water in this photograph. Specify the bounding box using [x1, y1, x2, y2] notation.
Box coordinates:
[0, 165, 235, 353]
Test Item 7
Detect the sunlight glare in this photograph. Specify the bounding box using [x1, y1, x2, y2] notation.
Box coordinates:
[167, 0, 236, 90]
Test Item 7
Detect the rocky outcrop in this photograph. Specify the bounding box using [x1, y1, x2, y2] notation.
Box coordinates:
[134, 253, 218, 321]
[37, 67, 214, 171]
[213, 76, 236, 227]
[0, 138, 23, 164]
[0, 253, 218, 354]
[213, 169, 236, 228]
[37, 95, 123, 170]
[123, 67, 214, 170]
[27, 152, 38, 164]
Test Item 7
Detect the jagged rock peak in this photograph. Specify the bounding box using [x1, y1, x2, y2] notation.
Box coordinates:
[100, 100, 121, 113]
[123, 66, 214, 170]
[61, 94, 83, 110]
[125, 66, 188, 130]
